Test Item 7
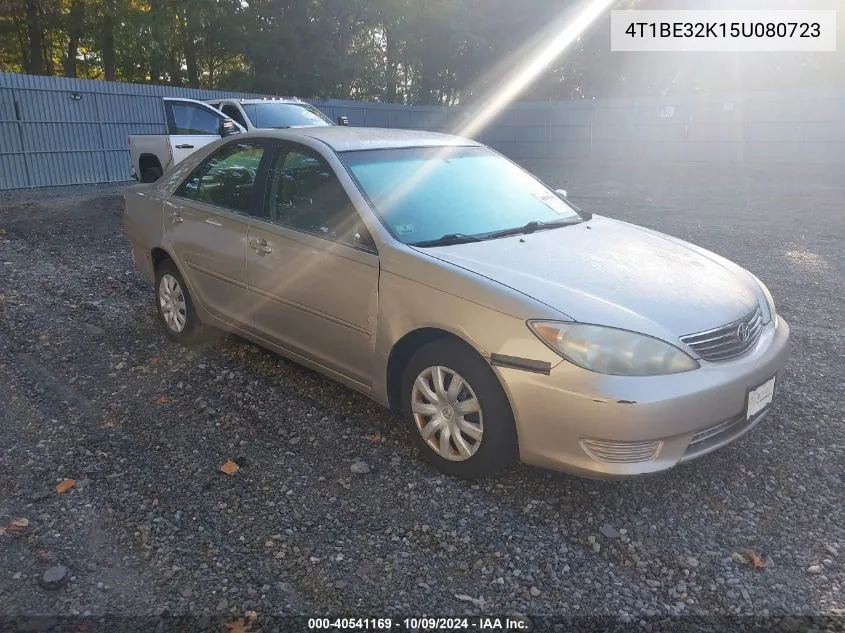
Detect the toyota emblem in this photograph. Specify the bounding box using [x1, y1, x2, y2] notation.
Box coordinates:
[736, 321, 750, 343]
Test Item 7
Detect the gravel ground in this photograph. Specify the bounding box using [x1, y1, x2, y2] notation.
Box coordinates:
[0, 163, 843, 632]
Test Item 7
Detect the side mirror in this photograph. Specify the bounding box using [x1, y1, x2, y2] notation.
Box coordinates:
[220, 118, 241, 137]
[555, 188, 568, 198]
[336, 116, 349, 126]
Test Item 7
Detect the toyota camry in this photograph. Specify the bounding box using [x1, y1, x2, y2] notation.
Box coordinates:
[122, 127, 790, 478]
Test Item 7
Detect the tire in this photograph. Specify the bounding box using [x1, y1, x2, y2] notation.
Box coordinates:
[141, 164, 163, 183]
[400, 339, 518, 478]
[154, 259, 213, 345]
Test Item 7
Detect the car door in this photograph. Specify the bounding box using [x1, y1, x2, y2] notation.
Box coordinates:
[220, 103, 250, 131]
[246, 141, 379, 387]
[166, 139, 270, 328]
[163, 98, 229, 164]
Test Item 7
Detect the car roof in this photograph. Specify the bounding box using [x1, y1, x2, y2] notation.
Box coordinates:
[271, 127, 481, 152]
[206, 98, 304, 105]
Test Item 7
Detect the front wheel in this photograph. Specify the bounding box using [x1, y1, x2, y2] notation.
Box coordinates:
[400, 339, 518, 478]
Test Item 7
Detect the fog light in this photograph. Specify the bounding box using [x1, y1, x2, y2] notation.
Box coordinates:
[580, 438, 661, 463]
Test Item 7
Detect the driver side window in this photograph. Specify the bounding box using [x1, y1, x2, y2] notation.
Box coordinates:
[221, 104, 248, 129]
[166, 102, 222, 135]
[264, 144, 375, 251]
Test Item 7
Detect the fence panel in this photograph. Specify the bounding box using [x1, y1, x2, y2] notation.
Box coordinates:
[2, 71, 845, 190]
[0, 154, 29, 189]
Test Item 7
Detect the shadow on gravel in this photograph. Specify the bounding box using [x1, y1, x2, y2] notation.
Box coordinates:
[1, 179, 842, 619]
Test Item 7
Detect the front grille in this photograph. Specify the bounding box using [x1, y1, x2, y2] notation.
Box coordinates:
[580, 438, 662, 464]
[680, 308, 763, 362]
[688, 413, 745, 448]
[682, 409, 770, 461]
[683, 374, 779, 461]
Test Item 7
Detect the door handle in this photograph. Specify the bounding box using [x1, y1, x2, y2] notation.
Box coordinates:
[248, 238, 272, 254]
[204, 218, 222, 227]
[175, 144, 194, 149]
[169, 212, 183, 224]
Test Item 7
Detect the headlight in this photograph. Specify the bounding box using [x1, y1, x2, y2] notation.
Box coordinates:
[528, 321, 699, 376]
[750, 274, 777, 326]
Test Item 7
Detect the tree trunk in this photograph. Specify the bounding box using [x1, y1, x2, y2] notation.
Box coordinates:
[335, 6, 356, 98]
[148, 0, 163, 83]
[168, 49, 182, 86]
[417, 67, 437, 105]
[183, 8, 199, 88]
[101, 0, 116, 81]
[42, 32, 54, 75]
[18, 30, 30, 73]
[63, 0, 84, 77]
[206, 57, 218, 89]
[24, 0, 45, 75]
[383, 24, 398, 103]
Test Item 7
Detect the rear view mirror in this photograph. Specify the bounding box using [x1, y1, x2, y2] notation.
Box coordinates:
[220, 118, 241, 137]
[336, 116, 349, 126]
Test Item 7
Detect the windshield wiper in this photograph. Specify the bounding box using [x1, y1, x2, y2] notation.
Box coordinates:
[409, 233, 483, 247]
[409, 217, 583, 248]
[480, 217, 583, 240]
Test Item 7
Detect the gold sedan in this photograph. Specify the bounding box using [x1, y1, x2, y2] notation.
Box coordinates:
[123, 127, 790, 478]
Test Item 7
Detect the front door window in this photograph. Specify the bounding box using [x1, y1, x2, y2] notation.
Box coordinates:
[166, 102, 222, 135]
[264, 143, 375, 250]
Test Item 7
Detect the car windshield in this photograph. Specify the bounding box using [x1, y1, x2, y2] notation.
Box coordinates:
[240, 102, 333, 128]
[340, 146, 582, 245]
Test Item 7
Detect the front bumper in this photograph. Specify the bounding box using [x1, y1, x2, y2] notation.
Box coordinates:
[496, 317, 791, 478]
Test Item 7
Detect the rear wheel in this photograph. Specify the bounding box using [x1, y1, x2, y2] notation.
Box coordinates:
[154, 259, 213, 345]
[400, 339, 518, 478]
[141, 164, 163, 183]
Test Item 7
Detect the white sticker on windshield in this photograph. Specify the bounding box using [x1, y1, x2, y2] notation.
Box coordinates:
[395, 223, 416, 235]
[534, 191, 572, 215]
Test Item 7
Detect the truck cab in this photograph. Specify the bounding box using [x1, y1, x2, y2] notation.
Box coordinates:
[128, 96, 343, 184]
[203, 97, 340, 131]
[129, 97, 244, 183]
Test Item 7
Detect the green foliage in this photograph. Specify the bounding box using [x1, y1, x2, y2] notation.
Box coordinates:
[0, 0, 841, 101]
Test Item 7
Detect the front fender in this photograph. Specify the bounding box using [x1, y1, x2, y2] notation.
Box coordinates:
[371, 259, 564, 406]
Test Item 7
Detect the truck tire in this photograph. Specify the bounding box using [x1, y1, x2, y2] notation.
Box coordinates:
[142, 165, 163, 183]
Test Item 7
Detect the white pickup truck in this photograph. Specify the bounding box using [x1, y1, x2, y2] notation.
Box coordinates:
[128, 96, 343, 183]
[203, 97, 340, 132]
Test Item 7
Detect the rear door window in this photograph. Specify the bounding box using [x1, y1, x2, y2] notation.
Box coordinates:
[176, 140, 268, 213]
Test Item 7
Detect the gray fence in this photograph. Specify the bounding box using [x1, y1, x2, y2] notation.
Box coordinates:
[0, 72, 449, 189]
[2, 71, 844, 190]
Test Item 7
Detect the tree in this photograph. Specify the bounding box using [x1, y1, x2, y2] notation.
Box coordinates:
[23, 0, 45, 74]
[99, 0, 116, 80]
[1, 0, 842, 101]
[62, 0, 84, 77]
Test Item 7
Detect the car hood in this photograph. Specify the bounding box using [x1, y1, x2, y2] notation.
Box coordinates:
[419, 216, 761, 339]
